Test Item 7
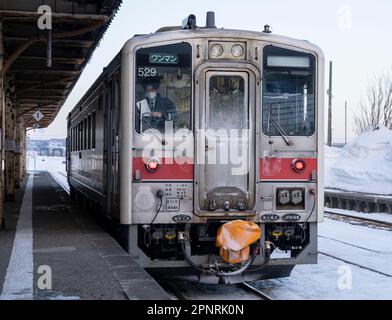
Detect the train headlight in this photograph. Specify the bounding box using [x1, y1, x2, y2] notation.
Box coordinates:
[291, 159, 306, 173]
[231, 44, 244, 57]
[277, 189, 290, 205]
[210, 44, 224, 57]
[146, 157, 160, 172]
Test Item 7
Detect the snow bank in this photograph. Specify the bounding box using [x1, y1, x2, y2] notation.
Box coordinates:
[325, 126, 392, 195]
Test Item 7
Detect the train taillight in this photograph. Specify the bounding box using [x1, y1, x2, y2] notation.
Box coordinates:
[291, 159, 306, 173]
[146, 158, 160, 172]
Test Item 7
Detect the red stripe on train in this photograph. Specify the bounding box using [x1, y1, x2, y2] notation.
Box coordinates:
[132, 157, 194, 180]
[132, 157, 317, 181]
[260, 158, 317, 180]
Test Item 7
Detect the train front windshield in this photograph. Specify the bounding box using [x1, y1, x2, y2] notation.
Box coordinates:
[262, 45, 316, 137]
[135, 43, 192, 134]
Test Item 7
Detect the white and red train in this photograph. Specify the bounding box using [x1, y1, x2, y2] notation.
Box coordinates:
[67, 13, 324, 283]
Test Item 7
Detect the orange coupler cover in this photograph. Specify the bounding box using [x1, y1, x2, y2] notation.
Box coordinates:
[215, 220, 261, 264]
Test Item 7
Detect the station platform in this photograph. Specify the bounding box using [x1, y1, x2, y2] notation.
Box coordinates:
[0, 171, 170, 300]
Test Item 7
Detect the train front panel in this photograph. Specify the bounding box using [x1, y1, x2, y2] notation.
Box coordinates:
[119, 29, 324, 283]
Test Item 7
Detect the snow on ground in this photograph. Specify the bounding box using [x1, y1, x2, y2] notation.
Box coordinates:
[325, 126, 392, 195]
[255, 218, 392, 300]
[27, 155, 69, 192]
[319, 220, 392, 276]
[257, 254, 392, 300]
[27, 155, 66, 174]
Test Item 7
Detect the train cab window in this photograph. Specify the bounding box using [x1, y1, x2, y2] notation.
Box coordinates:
[262, 46, 315, 136]
[135, 42, 192, 134]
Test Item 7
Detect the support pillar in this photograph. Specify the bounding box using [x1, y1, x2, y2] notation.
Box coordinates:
[15, 112, 26, 189]
[4, 76, 16, 202]
[23, 132, 27, 177]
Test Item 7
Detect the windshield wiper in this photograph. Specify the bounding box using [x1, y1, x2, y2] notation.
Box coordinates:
[141, 117, 167, 145]
[267, 104, 294, 146]
[137, 106, 167, 145]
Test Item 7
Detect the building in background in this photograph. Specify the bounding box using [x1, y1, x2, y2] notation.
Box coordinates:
[27, 138, 65, 157]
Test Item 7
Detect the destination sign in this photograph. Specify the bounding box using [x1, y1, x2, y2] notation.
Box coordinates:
[149, 53, 178, 64]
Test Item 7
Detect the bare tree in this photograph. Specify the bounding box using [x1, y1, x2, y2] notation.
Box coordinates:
[354, 69, 392, 135]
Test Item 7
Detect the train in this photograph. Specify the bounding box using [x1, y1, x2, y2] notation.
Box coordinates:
[67, 12, 324, 284]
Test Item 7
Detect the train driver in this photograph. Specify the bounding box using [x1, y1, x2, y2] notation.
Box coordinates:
[136, 77, 177, 132]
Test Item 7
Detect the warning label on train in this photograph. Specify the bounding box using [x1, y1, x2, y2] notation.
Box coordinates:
[166, 198, 180, 211]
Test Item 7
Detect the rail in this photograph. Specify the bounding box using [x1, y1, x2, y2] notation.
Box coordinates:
[325, 190, 392, 214]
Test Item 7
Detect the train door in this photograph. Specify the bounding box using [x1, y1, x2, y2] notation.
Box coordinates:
[195, 66, 258, 215]
[66, 117, 71, 174]
[111, 72, 121, 211]
[103, 79, 111, 213]
[105, 71, 121, 216]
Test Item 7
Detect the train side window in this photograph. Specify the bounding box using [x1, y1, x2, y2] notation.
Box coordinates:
[98, 95, 102, 111]
[262, 45, 316, 137]
[135, 42, 192, 134]
[84, 118, 88, 150]
[80, 121, 83, 150]
[79, 123, 81, 151]
[71, 127, 73, 151]
[92, 111, 96, 149]
[88, 115, 92, 149]
[77, 123, 80, 151]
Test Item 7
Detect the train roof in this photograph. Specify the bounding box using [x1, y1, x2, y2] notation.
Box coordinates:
[122, 27, 324, 59]
[68, 22, 324, 120]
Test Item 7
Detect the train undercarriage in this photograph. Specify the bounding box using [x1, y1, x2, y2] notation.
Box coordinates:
[126, 221, 315, 284]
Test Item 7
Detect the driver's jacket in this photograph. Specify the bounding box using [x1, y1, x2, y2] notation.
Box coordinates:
[136, 94, 177, 132]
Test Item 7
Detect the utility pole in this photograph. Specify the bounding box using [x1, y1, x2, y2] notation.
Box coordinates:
[327, 61, 333, 147]
[345, 101, 348, 145]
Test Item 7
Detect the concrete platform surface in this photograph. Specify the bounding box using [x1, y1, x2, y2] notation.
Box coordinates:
[0, 171, 169, 300]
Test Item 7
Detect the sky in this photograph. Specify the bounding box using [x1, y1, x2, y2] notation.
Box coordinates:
[28, 0, 392, 143]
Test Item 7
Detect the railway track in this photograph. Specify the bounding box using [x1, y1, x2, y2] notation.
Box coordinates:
[325, 190, 392, 214]
[159, 280, 273, 300]
[238, 282, 273, 300]
[324, 210, 392, 228]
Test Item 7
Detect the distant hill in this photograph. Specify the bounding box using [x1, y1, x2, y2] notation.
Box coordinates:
[28, 138, 66, 157]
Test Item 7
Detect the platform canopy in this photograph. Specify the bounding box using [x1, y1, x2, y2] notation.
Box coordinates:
[0, 0, 122, 128]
